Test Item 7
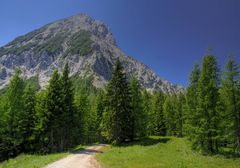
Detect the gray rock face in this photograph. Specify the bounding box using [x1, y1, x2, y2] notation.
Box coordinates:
[0, 14, 183, 93]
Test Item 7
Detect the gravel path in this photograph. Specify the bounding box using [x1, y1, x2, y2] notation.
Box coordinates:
[44, 144, 105, 168]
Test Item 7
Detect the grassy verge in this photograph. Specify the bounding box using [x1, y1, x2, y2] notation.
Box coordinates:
[0, 152, 68, 168]
[97, 136, 240, 168]
[0, 144, 89, 168]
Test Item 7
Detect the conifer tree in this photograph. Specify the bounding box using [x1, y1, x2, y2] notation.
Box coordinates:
[86, 93, 98, 143]
[74, 88, 90, 143]
[185, 63, 200, 138]
[142, 89, 153, 135]
[152, 91, 166, 136]
[175, 93, 186, 137]
[130, 76, 146, 138]
[43, 70, 64, 152]
[0, 69, 24, 158]
[164, 95, 177, 136]
[95, 90, 105, 140]
[60, 63, 75, 148]
[196, 55, 220, 153]
[34, 90, 48, 152]
[103, 58, 133, 144]
[220, 56, 240, 153]
[19, 84, 36, 152]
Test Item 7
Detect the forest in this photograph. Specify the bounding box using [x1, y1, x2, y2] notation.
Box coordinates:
[0, 53, 240, 162]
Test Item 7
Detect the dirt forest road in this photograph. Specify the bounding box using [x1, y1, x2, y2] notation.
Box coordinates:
[44, 144, 106, 168]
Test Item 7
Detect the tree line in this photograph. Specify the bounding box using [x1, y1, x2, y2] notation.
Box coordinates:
[0, 54, 240, 161]
[185, 54, 240, 155]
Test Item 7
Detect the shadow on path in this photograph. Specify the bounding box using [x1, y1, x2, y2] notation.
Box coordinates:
[71, 144, 106, 155]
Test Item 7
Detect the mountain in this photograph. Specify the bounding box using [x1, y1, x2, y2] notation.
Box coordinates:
[0, 14, 183, 93]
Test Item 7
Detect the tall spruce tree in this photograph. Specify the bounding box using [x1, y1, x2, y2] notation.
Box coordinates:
[35, 90, 48, 152]
[175, 93, 186, 137]
[196, 55, 220, 153]
[60, 63, 75, 148]
[130, 76, 146, 138]
[103, 58, 133, 144]
[185, 63, 200, 139]
[86, 93, 99, 143]
[0, 69, 24, 158]
[19, 84, 36, 152]
[95, 90, 105, 141]
[74, 87, 90, 143]
[142, 89, 153, 135]
[44, 70, 64, 152]
[220, 57, 240, 153]
[152, 91, 166, 136]
[164, 95, 177, 136]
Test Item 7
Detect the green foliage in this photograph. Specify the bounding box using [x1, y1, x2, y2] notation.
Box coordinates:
[219, 56, 240, 154]
[0, 152, 68, 168]
[69, 73, 100, 144]
[102, 58, 133, 144]
[70, 74, 96, 95]
[74, 88, 90, 143]
[33, 34, 66, 55]
[164, 95, 177, 136]
[1, 49, 240, 163]
[93, 90, 105, 141]
[6, 27, 47, 47]
[0, 27, 47, 57]
[185, 63, 200, 138]
[64, 30, 93, 57]
[130, 76, 146, 138]
[59, 63, 75, 148]
[35, 70, 69, 152]
[152, 91, 166, 136]
[24, 76, 41, 91]
[44, 70, 63, 152]
[195, 55, 220, 153]
[175, 93, 186, 137]
[97, 137, 240, 168]
[34, 66, 83, 152]
[0, 29, 92, 57]
[19, 84, 37, 152]
[141, 89, 154, 136]
[0, 42, 38, 56]
[0, 69, 25, 160]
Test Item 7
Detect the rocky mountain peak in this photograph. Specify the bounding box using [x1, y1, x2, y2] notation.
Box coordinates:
[0, 14, 183, 94]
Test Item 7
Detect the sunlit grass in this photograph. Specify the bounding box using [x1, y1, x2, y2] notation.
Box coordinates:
[97, 136, 240, 168]
[0, 144, 90, 168]
[0, 152, 68, 168]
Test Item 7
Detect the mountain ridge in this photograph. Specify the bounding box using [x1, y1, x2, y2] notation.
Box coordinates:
[0, 13, 183, 93]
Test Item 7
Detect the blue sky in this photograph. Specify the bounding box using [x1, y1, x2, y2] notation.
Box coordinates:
[0, 0, 240, 86]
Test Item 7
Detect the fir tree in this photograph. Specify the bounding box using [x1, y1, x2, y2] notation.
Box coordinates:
[152, 91, 166, 136]
[95, 90, 105, 140]
[34, 90, 48, 152]
[142, 89, 155, 136]
[19, 84, 36, 152]
[103, 58, 133, 144]
[164, 95, 177, 136]
[185, 63, 200, 139]
[74, 87, 90, 143]
[220, 56, 240, 153]
[0, 69, 24, 158]
[175, 93, 186, 137]
[196, 55, 220, 153]
[60, 63, 75, 148]
[43, 70, 64, 152]
[130, 76, 146, 138]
